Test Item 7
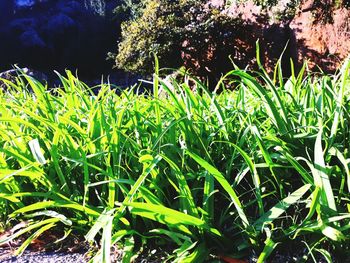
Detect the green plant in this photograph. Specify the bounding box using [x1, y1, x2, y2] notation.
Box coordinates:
[115, 0, 181, 74]
[0, 56, 350, 262]
[114, 0, 239, 75]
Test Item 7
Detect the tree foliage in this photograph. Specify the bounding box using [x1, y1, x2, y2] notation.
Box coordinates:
[115, 0, 238, 75]
[114, 0, 349, 75]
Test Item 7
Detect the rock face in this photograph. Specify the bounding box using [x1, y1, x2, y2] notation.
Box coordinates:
[190, 0, 350, 82]
[0, 67, 48, 90]
[0, 0, 121, 78]
[15, 0, 36, 8]
[0, 1, 14, 25]
[224, 0, 350, 73]
[290, 2, 350, 72]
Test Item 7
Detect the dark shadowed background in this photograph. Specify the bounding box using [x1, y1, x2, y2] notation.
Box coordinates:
[0, 0, 122, 80]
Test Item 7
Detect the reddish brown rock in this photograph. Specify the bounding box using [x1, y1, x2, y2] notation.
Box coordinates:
[290, 3, 350, 72]
[186, 0, 350, 82]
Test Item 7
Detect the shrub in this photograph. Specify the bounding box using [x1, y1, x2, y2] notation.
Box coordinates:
[114, 0, 302, 80]
[114, 0, 241, 75]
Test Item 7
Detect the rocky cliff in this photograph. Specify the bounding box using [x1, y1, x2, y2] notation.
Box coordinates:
[0, 0, 121, 77]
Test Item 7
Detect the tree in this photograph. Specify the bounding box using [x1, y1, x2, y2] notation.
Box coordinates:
[114, 0, 237, 75]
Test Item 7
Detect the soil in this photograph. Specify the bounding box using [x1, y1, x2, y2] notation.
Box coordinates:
[0, 247, 331, 263]
[0, 248, 87, 263]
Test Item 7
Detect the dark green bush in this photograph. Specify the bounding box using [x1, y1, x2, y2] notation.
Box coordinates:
[114, 0, 239, 75]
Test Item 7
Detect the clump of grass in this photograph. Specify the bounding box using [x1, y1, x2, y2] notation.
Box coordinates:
[0, 58, 349, 262]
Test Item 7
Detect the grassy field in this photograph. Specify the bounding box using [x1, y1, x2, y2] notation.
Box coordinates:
[0, 57, 350, 262]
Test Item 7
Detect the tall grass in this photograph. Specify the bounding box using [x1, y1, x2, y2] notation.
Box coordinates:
[0, 59, 349, 262]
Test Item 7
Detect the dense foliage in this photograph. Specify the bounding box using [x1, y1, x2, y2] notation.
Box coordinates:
[114, 0, 350, 76]
[0, 57, 350, 262]
[114, 0, 240, 75]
